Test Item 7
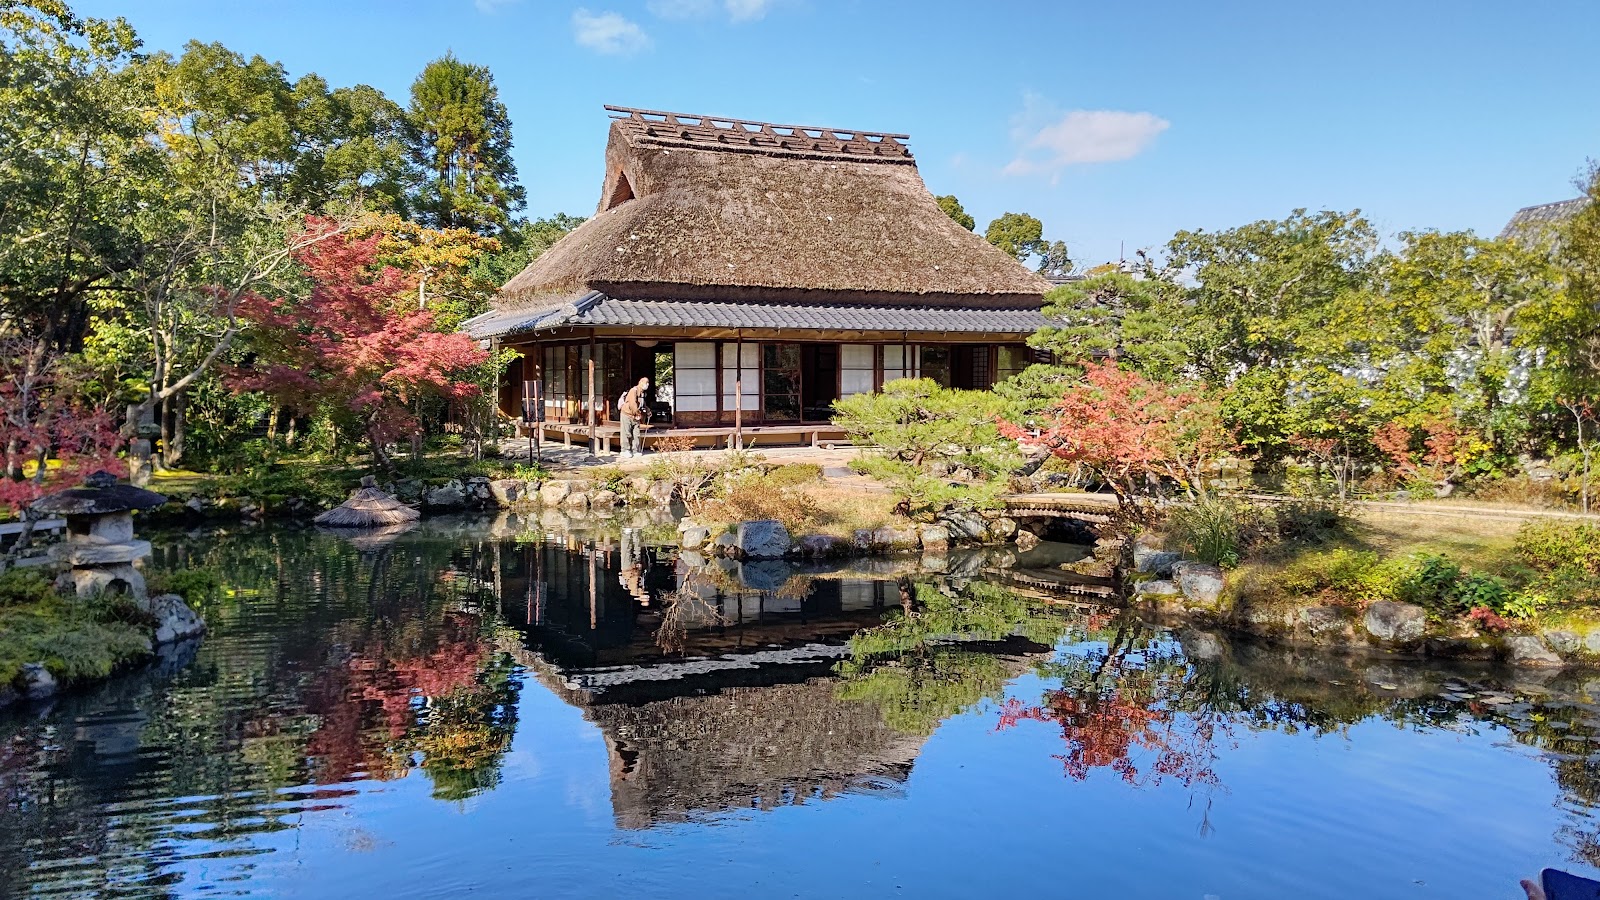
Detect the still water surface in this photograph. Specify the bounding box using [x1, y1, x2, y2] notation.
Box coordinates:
[4, 514, 1600, 898]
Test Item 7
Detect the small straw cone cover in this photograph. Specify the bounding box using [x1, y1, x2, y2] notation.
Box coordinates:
[313, 475, 421, 528]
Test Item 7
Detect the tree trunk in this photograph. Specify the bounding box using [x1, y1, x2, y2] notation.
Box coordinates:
[163, 389, 186, 468]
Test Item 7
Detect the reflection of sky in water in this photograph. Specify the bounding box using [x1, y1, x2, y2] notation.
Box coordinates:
[1, 517, 1598, 898]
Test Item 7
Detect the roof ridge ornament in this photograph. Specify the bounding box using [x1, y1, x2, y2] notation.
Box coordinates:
[604, 105, 914, 163]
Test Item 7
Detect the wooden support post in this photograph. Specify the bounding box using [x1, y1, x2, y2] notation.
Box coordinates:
[588, 336, 598, 455]
[734, 335, 744, 451]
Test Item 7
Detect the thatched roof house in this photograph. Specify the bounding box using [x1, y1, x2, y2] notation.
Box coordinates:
[466, 106, 1052, 448]
[1499, 197, 1588, 247]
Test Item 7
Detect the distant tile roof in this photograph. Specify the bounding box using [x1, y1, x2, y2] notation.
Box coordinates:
[1499, 198, 1587, 244]
[463, 292, 1049, 340]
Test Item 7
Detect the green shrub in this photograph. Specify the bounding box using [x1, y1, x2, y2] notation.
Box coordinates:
[1276, 548, 1384, 601]
[145, 567, 223, 605]
[1393, 554, 1464, 615]
[852, 456, 1005, 522]
[0, 600, 152, 685]
[0, 569, 57, 607]
[507, 462, 548, 481]
[1388, 554, 1521, 620]
[1270, 498, 1349, 544]
[1455, 571, 1513, 613]
[1167, 498, 1271, 567]
[1514, 520, 1600, 575]
[587, 465, 628, 493]
[832, 379, 1021, 478]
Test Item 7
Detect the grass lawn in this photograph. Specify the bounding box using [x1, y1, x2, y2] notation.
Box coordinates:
[1351, 508, 1524, 567]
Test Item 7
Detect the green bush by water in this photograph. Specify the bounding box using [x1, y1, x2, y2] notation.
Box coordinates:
[0, 572, 154, 687]
[145, 566, 224, 606]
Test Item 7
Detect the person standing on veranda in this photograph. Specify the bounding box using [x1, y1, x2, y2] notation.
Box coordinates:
[619, 376, 649, 458]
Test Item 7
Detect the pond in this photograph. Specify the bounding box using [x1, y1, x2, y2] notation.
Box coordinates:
[3, 513, 1599, 898]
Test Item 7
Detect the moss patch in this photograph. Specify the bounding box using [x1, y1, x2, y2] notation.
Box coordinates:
[0, 596, 152, 686]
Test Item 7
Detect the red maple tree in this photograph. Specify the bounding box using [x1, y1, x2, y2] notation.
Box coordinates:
[1372, 414, 1466, 488]
[1, 340, 124, 516]
[233, 217, 489, 467]
[999, 360, 1212, 512]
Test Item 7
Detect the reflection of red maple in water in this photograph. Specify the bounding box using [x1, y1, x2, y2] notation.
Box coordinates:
[303, 613, 490, 784]
[997, 692, 1223, 788]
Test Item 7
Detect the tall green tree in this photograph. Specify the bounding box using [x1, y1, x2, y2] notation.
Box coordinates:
[1380, 229, 1557, 452]
[0, 2, 151, 352]
[985, 211, 1045, 263]
[407, 54, 524, 234]
[935, 194, 975, 231]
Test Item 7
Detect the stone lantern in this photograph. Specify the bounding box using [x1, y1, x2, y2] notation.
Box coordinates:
[30, 470, 166, 600]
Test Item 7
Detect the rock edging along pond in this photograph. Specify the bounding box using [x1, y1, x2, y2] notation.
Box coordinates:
[1127, 542, 1592, 669]
[151, 469, 1041, 558]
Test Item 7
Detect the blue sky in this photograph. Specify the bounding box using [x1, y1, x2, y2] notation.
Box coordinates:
[79, 0, 1600, 266]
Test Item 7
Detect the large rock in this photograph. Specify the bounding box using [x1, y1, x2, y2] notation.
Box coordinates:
[645, 481, 676, 506]
[144, 593, 206, 645]
[871, 526, 919, 553]
[919, 525, 951, 554]
[736, 520, 792, 559]
[424, 480, 468, 509]
[1298, 605, 1352, 639]
[563, 492, 591, 511]
[796, 533, 849, 558]
[539, 480, 572, 506]
[680, 525, 711, 550]
[712, 531, 740, 557]
[1363, 601, 1427, 644]
[1133, 579, 1181, 597]
[1543, 630, 1581, 655]
[1506, 634, 1564, 668]
[488, 478, 528, 507]
[590, 489, 619, 511]
[940, 511, 989, 544]
[465, 476, 492, 502]
[1133, 546, 1182, 577]
[21, 663, 56, 701]
[1014, 530, 1041, 553]
[991, 517, 1019, 541]
[1172, 561, 1225, 605]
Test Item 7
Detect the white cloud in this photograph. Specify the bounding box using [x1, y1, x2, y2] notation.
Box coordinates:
[1004, 107, 1169, 177]
[646, 0, 715, 18]
[723, 0, 774, 21]
[646, 0, 774, 22]
[572, 9, 651, 55]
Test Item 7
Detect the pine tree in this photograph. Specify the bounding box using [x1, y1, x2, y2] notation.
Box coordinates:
[406, 54, 525, 234]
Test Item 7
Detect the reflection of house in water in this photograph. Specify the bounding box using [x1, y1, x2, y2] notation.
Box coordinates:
[493, 531, 1046, 829]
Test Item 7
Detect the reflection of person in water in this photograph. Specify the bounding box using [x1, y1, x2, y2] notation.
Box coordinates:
[619, 527, 649, 605]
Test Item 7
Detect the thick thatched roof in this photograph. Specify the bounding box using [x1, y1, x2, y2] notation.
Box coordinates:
[1499, 197, 1587, 246]
[490, 107, 1050, 319]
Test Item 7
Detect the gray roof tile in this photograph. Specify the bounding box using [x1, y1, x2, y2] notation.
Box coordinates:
[465, 293, 1047, 339]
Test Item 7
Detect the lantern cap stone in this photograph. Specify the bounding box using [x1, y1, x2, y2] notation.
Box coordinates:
[29, 470, 167, 516]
